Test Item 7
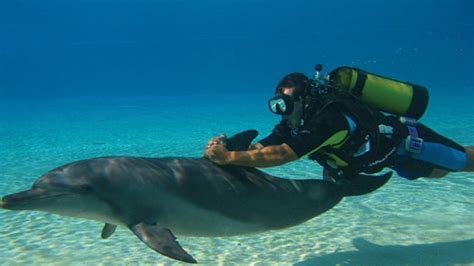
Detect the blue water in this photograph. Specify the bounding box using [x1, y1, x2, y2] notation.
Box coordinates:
[1, 0, 473, 265]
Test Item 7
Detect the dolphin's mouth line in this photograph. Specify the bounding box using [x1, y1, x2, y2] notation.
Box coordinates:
[29, 192, 72, 201]
[2, 190, 73, 207]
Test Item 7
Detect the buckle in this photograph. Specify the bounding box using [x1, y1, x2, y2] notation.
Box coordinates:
[399, 117, 418, 127]
[405, 135, 423, 154]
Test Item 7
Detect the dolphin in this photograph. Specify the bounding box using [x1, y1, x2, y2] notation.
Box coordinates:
[0, 130, 391, 263]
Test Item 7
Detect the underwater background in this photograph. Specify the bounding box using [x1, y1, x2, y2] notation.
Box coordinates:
[1, 0, 473, 265]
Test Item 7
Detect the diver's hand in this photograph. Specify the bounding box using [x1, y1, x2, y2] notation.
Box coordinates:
[205, 134, 227, 150]
[205, 143, 231, 165]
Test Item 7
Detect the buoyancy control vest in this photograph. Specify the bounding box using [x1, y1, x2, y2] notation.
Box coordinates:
[307, 97, 403, 178]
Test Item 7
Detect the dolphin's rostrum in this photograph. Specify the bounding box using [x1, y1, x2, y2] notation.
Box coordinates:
[0, 130, 390, 263]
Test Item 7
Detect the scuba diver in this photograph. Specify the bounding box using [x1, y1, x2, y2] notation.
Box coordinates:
[204, 65, 474, 181]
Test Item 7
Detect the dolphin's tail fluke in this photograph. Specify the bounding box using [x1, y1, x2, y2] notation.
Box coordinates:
[338, 171, 392, 197]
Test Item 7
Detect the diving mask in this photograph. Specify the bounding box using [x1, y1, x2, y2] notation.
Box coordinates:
[268, 93, 296, 115]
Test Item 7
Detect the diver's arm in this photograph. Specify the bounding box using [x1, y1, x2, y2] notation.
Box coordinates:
[227, 144, 298, 167]
[205, 143, 297, 167]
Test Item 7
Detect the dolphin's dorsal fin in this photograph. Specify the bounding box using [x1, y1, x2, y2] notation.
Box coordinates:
[225, 130, 259, 151]
[101, 223, 117, 239]
[130, 223, 197, 264]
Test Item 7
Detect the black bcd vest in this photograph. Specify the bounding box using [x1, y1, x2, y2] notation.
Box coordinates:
[307, 97, 400, 178]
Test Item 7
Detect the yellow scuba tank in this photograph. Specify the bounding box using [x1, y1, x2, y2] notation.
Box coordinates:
[328, 67, 429, 119]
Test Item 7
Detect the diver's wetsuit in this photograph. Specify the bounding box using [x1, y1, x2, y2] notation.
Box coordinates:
[259, 100, 467, 180]
[393, 123, 467, 179]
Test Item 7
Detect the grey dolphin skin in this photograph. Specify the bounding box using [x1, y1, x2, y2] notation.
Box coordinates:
[0, 130, 391, 263]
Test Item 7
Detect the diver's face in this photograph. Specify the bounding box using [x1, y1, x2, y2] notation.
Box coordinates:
[283, 101, 303, 127]
[280, 87, 303, 127]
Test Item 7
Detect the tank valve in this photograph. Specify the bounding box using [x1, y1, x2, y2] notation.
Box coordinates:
[314, 64, 323, 79]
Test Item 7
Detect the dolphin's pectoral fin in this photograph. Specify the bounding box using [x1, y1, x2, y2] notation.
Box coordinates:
[338, 171, 392, 197]
[130, 223, 197, 264]
[101, 223, 117, 239]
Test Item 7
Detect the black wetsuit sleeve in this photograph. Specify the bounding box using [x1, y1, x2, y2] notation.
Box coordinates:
[258, 122, 292, 146]
[258, 133, 283, 146]
[257, 105, 347, 157]
[284, 106, 348, 157]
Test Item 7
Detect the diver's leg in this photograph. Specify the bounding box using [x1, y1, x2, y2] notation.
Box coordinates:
[391, 157, 434, 180]
[463, 146, 474, 171]
[407, 123, 470, 178]
[395, 124, 472, 179]
[425, 146, 473, 178]
[426, 168, 449, 178]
